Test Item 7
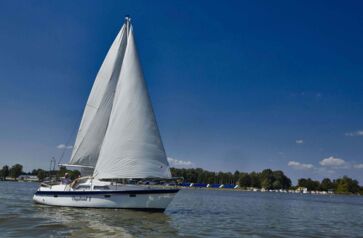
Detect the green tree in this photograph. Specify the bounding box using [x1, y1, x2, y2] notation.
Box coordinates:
[320, 178, 334, 191]
[298, 178, 320, 191]
[260, 169, 274, 189]
[9, 164, 23, 179]
[37, 169, 47, 181]
[0, 165, 9, 180]
[272, 180, 282, 189]
[233, 170, 240, 184]
[335, 176, 360, 194]
[250, 172, 261, 188]
[272, 170, 291, 189]
[238, 173, 251, 187]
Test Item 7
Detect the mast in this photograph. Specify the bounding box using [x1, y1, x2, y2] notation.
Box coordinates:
[125, 15, 131, 36]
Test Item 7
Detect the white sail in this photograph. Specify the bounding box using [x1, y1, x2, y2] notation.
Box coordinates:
[69, 25, 127, 167]
[93, 22, 171, 179]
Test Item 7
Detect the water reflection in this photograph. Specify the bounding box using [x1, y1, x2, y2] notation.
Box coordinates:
[32, 204, 180, 238]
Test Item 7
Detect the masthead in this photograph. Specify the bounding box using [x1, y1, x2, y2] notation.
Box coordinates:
[125, 15, 131, 23]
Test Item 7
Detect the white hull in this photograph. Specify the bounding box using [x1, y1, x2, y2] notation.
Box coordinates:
[33, 180, 179, 211]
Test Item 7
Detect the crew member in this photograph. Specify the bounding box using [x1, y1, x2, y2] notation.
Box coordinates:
[61, 173, 72, 185]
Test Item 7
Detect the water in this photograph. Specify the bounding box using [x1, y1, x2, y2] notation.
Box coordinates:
[0, 182, 362, 237]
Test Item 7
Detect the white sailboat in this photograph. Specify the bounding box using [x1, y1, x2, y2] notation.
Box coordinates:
[33, 17, 179, 211]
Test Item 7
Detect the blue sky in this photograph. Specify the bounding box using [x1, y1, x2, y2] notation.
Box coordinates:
[0, 0, 362, 184]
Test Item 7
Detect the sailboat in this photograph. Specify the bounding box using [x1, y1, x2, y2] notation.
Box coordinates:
[33, 17, 179, 211]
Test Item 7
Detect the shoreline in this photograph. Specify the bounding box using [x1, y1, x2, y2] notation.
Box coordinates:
[1, 180, 361, 196]
[176, 186, 362, 196]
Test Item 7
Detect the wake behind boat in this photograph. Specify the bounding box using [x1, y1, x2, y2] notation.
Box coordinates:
[33, 17, 179, 211]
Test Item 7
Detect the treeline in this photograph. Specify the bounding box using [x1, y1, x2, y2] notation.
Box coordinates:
[171, 168, 292, 189]
[297, 177, 362, 194]
[2, 163, 362, 194]
[0, 164, 79, 181]
[171, 168, 363, 194]
[31, 167, 80, 181]
[0, 164, 23, 180]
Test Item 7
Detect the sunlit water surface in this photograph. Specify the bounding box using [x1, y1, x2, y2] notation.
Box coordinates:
[0, 182, 362, 237]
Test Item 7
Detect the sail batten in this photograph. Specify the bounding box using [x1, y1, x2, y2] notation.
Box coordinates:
[93, 23, 171, 179]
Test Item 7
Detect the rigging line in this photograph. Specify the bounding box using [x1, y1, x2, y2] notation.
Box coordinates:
[57, 110, 83, 166]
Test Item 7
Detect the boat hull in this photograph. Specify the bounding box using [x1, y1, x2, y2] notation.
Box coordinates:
[33, 189, 179, 211]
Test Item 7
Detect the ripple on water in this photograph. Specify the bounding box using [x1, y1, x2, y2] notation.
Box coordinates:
[1, 182, 363, 238]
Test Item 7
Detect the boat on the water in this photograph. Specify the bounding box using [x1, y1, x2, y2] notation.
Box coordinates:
[33, 17, 179, 211]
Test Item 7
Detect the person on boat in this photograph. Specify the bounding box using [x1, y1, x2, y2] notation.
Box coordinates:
[70, 175, 81, 188]
[61, 173, 72, 185]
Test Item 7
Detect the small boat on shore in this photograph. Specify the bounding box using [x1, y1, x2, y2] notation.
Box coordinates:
[33, 17, 179, 211]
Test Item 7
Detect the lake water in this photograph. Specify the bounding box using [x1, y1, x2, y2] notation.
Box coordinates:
[0, 182, 362, 237]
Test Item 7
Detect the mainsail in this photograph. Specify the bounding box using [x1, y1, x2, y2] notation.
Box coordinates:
[93, 19, 171, 179]
[69, 24, 127, 167]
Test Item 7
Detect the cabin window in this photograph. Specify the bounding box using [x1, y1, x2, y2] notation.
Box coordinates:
[94, 186, 110, 190]
[76, 185, 91, 190]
